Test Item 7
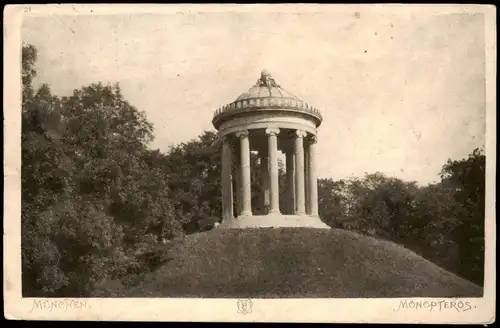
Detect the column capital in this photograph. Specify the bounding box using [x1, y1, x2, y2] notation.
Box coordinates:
[217, 135, 228, 147]
[265, 127, 280, 136]
[235, 129, 249, 138]
[219, 134, 231, 143]
[308, 135, 318, 144]
[295, 129, 307, 138]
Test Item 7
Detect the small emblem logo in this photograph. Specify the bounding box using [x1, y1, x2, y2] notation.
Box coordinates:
[237, 299, 253, 315]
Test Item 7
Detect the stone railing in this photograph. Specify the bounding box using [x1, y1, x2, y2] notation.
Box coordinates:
[213, 97, 323, 121]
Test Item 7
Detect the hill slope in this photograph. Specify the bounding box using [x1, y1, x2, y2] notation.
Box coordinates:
[124, 228, 483, 298]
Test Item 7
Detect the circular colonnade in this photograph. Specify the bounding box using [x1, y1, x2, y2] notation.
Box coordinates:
[212, 70, 329, 229]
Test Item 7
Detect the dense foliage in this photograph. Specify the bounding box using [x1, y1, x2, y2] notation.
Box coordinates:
[21, 44, 486, 296]
[317, 163, 485, 286]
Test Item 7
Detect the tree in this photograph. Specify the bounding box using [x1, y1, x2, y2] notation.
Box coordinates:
[21, 44, 179, 296]
[335, 173, 420, 241]
[410, 182, 461, 273]
[317, 178, 347, 228]
[439, 148, 485, 285]
[22, 43, 37, 107]
[22, 47, 77, 294]
[161, 131, 222, 233]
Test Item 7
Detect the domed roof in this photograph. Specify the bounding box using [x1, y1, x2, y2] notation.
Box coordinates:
[235, 70, 301, 101]
[212, 70, 323, 129]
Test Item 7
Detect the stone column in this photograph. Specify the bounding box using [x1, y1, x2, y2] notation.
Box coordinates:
[294, 130, 306, 215]
[221, 136, 233, 222]
[308, 135, 319, 216]
[233, 144, 241, 217]
[236, 130, 252, 216]
[285, 151, 295, 214]
[304, 143, 310, 214]
[259, 152, 269, 214]
[266, 127, 281, 214]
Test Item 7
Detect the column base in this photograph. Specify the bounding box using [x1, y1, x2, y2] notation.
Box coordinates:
[216, 214, 330, 229]
[239, 211, 253, 217]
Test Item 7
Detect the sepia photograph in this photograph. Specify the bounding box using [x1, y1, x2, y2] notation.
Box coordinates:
[4, 3, 496, 323]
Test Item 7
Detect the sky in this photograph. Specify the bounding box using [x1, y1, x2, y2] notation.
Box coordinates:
[21, 7, 486, 186]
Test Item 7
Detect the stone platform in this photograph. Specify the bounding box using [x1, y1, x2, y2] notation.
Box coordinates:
[217, 214, 331, 229]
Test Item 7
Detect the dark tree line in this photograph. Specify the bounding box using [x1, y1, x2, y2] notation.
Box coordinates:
[316, 156, 485, 286]
[21, 44, 485, 296]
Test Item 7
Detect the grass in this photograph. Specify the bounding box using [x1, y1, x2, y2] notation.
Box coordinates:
[118, 228, 483, 298]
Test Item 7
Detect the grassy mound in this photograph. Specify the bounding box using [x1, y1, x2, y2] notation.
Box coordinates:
[124, 228, 483, 298]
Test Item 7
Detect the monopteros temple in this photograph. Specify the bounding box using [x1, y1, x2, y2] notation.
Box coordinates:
[212, 70, 329, 229]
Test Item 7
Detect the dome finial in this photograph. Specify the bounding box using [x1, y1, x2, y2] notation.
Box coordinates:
[258, 69, 278, 87]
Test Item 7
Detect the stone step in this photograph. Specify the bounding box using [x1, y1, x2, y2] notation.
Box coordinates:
[217, 214, 330, 229]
